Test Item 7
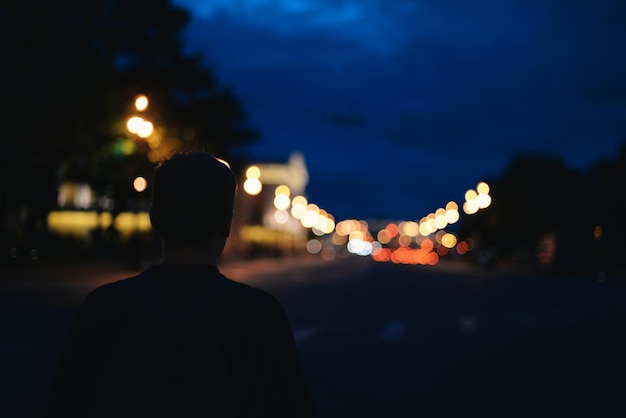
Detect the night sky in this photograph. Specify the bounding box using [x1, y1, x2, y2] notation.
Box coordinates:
[173, 0, 626, 221]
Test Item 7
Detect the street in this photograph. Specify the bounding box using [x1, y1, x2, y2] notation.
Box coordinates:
[2, 256, 626, 417]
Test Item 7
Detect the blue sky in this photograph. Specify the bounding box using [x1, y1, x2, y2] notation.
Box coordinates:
[173, 0, 626, 220]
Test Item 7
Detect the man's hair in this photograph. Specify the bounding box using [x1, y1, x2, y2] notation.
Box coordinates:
[149, 152, 237, 246]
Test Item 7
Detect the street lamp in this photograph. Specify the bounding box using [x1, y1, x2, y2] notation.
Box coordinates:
[126, 94, 154, 139]
[243, 166, 262, 195]
[134, 94, 148, 111]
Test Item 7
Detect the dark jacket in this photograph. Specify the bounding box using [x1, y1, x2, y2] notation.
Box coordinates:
[46, 264, 317, 418]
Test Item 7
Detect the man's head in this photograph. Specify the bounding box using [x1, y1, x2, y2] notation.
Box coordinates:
[149, 152, 237, 248]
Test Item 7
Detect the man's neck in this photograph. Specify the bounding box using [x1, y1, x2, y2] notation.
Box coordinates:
[161, 246, 220, 266]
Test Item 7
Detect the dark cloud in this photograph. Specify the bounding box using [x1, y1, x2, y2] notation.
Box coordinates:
[176, 0, 626, 218]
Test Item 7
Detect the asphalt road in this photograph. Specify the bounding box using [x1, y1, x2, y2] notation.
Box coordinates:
[2, 256, 626, 417]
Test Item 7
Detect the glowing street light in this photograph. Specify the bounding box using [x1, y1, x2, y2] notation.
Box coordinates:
[126, 116, 144, 134]
[126, 116, 154, 138]
[135, 94, 149, 111]
[463, 181, 491, 214]
[133, 176, 147, 192]
[243, 165, 262, 195]
[290, 195, 307, 219]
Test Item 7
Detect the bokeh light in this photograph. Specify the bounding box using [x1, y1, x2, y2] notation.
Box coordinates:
[275, 185, 291, 197]
[377, 229, 391, 244]
[274, 209, 289, 224]
[476, 193, 492, 209]
[136, 120, 154, 138]
[134, 94, 148, 111]
[126, 116, 144, 134]
[477, 182, 490, 194]
[306, 239, 322, 254]
[243, 178, 262, 195]
[273, 194, 291, 210]
[291, 196, 308, 219]
[133, 177, 147, 192]
[441, 233, 457, 248]
[465, 189, 478, 201]
[246, 166, 261, 179]
[300, 204, 320, 228]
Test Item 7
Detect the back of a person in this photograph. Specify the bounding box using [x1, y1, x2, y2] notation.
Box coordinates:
[45, 152, 318, 418]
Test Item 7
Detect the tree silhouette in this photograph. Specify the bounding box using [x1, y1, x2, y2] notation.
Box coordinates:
[586, 143, 626, 272]
[1, 0, 256, 257]
[460, 154, 591, 273]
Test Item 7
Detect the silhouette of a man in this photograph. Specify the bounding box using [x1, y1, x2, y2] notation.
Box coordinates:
[46, 152, 318, 417]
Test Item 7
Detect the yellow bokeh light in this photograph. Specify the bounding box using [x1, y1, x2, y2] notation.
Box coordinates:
[275, 185, 290, 197]
[300, 204, 320, 228]
[146, 134, 161, 149]
[476, 193, 492, 209]
[349, 230, 365, 241]
[307, 203, 320, 214]
[300, 214, 316, 229]
[445, 209, 460, 224]
[243, 178, 262, 195]
[290, 196, 308, 219]
[121, 139, 136, 156]
[403, 221, 420, 237]
[274, 194, 291, 210]
[445, 201, 458, 211]
[477, 182, 490, 194]
[435, 214, 448, 230]
[463, 200, 479, 215]
[246, 166, 261, 179]
[292, 195, 307, 207]
[136, 120, 154, 138]
[126, 116, 144, 134]
[465, 189, 478, 202]
[419, 222, 432, 237]
[133, 177, 147, 193]
[317, 215, 335, 234]
[441, 233, 458, 248]
[291, 204, 306, 219]
[135, 95, 148, 111]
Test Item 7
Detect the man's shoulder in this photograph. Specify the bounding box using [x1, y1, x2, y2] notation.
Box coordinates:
[79, 273, 142, 317]
[87, 273, 140, 302]
[224, 278, 280, 307]
[220, 278, 288, 321]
